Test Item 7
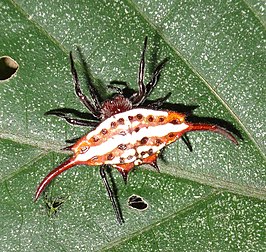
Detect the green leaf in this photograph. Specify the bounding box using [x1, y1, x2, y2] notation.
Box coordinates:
[0, 0, 265, 251]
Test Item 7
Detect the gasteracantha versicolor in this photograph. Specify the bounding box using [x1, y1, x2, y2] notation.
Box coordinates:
[35, 37, 238, 224]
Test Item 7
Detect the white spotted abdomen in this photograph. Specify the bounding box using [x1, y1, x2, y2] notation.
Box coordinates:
[73, 108, 188, 166]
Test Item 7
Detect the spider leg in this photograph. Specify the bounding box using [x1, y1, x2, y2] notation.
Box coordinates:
[146, 92, 171, 109]
[131, 36, 148, 105]
[107, 84, 124, 94]
[144, 57, 169, 101]
[181, 134, 193, 152]
[77, 47, 102, 111]
[99, 165, 124, 224]
[138, 36, 148, 97]
[46, 111, 99, 127]
[109, 80, 129, 88]
[69, 52, 101, 118]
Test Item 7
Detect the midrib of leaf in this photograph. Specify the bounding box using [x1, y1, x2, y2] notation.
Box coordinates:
[0, 131, 64, 153]
[1, 127, 266, 201]
[0, 150, 48, 184]
[243, 0, 266, 26]
[167, 163, 266, 200]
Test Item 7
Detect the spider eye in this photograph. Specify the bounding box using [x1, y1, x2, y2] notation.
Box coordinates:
[80, 146, 89, 154]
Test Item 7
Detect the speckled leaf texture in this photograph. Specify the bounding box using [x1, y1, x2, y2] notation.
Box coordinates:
[0, 0, 265, 251]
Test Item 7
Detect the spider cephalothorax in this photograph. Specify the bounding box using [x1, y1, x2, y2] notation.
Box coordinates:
[35, 37, 238, 224]
[100, 95, 133, 119]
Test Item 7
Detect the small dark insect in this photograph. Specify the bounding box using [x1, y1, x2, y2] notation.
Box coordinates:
[44, 193, 65, 217]
[128, 194, 148, 211]
[35, 37, 238, 224]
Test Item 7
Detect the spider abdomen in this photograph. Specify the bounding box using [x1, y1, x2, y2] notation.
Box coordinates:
[72, 108, 188, 173]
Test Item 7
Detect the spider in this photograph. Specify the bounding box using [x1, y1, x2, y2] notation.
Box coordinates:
[35, 37, 238, 224]
[43, 192, 65, 217]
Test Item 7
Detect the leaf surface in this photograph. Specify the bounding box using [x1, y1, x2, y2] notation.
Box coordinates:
[0, 0, 265, 251]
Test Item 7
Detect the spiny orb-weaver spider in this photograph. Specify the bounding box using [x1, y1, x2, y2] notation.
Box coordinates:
[35, 37, 238, 224]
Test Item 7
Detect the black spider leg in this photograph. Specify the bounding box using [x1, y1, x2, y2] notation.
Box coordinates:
[131, 37, 169, 107]
[181, 134, 193, 152]
[131, 36, 148, 105]
[45, 111, 99, 127]
[142, 57, 169, 104]
[99, 165, 124, 224]
[69, 52, 101, 119]
[109, 81, 136, 98]
[107, 84, 124, 94]
[146, 92, 172, 109]
[76, 47, 102, 111]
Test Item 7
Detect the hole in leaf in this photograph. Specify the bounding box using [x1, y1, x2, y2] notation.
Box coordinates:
[0, 56, 19, 81]
[128, 194, 148, 211]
